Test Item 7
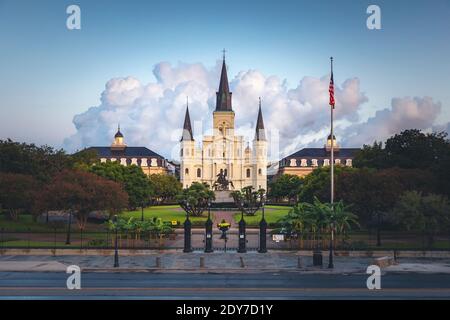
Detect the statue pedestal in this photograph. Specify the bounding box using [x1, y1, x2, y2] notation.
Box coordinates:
[214, 191, 234, 203]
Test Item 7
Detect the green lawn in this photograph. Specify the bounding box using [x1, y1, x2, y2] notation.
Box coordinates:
[0, 206, 207, 232]
[122, 205, 208, 226]
[233, 205, 292, 226]
[0, 215, 67, 232]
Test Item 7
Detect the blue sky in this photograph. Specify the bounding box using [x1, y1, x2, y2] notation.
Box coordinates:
[0, 0, 449, 157]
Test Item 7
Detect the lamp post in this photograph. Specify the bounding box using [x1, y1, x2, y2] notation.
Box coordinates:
[113, 214, 119, 268]
[141, 201, 145, 222]
[328, 221, 334, 269]
[65, 211, 72, 245]
[183, 200, 192, 253]
[258, 194, 267, 253]
[327, 56, 335, 269]
[205, 198, 213, 253]
[238, 199, 247, 253]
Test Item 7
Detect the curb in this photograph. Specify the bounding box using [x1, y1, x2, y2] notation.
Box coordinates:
[2, 249, 450, 258]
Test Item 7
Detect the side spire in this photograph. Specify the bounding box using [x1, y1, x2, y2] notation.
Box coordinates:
[215, 50, 232, 111]
[255, 97, 266, 141]
[181, 98, 194, 141]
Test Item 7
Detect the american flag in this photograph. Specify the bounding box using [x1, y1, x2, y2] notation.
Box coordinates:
[329, 71, 335, 108]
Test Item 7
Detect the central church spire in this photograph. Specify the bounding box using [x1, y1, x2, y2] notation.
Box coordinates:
[215, 51, 233, 112]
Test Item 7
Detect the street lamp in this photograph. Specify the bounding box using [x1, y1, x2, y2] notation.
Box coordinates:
[205, 198, 213, 253]
[258, 194, 267, 253]
[65, 211, 72, 245]
[328, 221, 334, 269]
[238, 199, 246, 253]
[183, 200, 192, 253]
[113, 214, 119, 268]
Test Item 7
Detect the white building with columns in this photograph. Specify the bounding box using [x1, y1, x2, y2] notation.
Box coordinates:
[180, 56, 267, 191]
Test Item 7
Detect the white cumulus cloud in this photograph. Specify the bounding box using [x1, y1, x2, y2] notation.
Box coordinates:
[63, 61, 445, 160]
[342, 96, 442, 146]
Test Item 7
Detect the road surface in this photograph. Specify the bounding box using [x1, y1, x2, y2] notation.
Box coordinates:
[1, 272, 450, 299]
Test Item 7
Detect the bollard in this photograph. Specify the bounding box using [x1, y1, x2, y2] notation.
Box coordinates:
[297, 256, 302, 268]
[155, 257, 161, 268]
[200, 256, 205, 268]
[239, 256, 245, 268]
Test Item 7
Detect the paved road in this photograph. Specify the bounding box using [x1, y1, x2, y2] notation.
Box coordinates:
[1, 272, 450, 299]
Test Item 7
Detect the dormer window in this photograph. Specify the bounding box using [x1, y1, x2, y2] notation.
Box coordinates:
[346, 159, 353, 166]
[300, 159, 308, 167]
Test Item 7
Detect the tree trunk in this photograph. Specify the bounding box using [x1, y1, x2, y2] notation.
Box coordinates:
[376, 212, 382, 247]
[427, 233, 434, 249]
[9, 209, 19, 221]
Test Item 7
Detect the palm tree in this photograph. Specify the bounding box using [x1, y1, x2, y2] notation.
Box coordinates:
[310, 197, 359, 247]
[278, 202, 314, 248]
[331, 200, 360, 245]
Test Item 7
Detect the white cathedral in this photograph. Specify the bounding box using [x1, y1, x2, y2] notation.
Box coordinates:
[180, 56, 267, 192]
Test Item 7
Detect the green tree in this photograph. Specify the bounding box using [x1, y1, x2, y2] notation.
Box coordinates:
[176, 182, 215, 217]
[231, 186, 265, 216]
[39, 169, 129, 229]
[353, 141, 386, 169]
[71, 148, 99, 170]
[268, 174, 302, 204]
[0, 139, 71, 183]
[354, 130, 450, 170]
[298, 165, 355, 204]
[336, 167, 434, 245]
[89, 162, 154, 210]
[0, 173, 38, 220]
[278, 198, 358, 248]
[148, 174, 182, 203]
[390, 191, 450, 248]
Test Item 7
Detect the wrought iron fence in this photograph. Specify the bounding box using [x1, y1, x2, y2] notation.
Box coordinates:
[0, 228, 449, 251]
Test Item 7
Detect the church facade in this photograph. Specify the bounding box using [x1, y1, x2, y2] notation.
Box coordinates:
[180, 57, 267, 191]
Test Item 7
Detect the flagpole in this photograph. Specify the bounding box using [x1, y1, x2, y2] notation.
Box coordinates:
[328, 56, 335, 269]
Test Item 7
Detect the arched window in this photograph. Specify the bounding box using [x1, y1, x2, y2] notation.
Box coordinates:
[197, 168, 201, 178]
[185, 168, 189, 175]
[246, 168, 251, 178]
[258, 168, 262, 175]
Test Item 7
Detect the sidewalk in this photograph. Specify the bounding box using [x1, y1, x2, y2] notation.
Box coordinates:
[1, 253, 450, 274]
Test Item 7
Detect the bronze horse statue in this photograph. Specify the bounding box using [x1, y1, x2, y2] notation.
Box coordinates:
[213, 169, 234, 191]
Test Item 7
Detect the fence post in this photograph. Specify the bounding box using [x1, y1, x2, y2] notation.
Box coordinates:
[80, 228, 83, 250]
[200, 256, 205, 268]
[27, 228, 31, 249]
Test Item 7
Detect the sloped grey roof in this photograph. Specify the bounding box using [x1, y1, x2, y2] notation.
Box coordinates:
[85, 146, 164, 158]
[286, 147, 360, 159]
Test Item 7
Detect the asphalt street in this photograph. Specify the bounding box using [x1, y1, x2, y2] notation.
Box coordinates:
[0, 272, 450, 299]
